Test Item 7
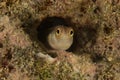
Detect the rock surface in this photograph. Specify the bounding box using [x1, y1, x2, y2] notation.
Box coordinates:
[0, 0, 120, 80]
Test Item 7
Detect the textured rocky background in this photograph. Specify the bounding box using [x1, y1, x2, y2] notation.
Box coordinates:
[0, 0, 120, 80]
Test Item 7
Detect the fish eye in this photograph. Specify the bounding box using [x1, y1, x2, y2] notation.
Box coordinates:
[56, 29, 60, 35]
[70, 30, 74, 36]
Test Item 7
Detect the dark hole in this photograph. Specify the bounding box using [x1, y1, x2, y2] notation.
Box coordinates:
[80, 7, 86, 13]
[91, 54, 104, 62]
[8, 65, 14, 72]
[108, 46, 113, 51]
[0, 43, 3, 48]
[104, 27, 112, 35]
[94, 7, 101, 14]
[5, 49, 12, 60]
[48, 52, 58, 58]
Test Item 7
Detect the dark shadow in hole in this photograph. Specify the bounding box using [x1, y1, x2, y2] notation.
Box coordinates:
[37, 16, 74, 51]
[21, 18, 40, 41]
[0, 42, 3, 48]
[103, 26, 113, 35]
[70, 22, 100, 54]
[20, 15, 75, 53]
[21, 15, 100, 53]
[91, 53, 105, 62]
[20, 13, 100, 60]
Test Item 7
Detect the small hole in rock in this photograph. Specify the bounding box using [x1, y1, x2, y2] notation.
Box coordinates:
[5, 49, 12, 60]
[94, 7, 101, 14]
[8, 65, 14, 72]
[91, 54, 104, 62]
[80, 7, 86, 13]
[108, 46, 113, 51]
[48, 52, 58, 58]
[0, 43, 3, 48]
[103, 27, 113, 35]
